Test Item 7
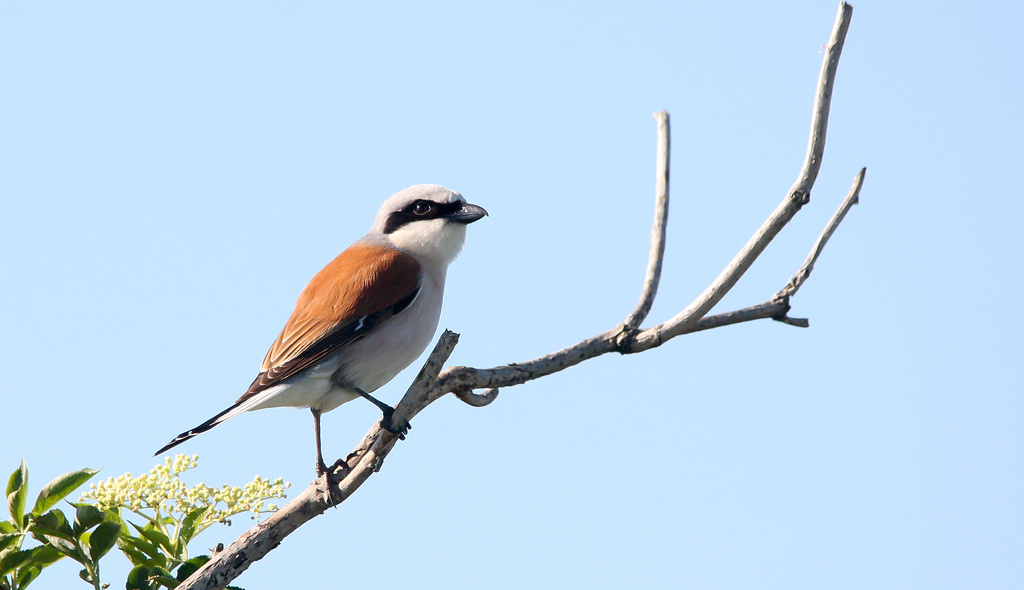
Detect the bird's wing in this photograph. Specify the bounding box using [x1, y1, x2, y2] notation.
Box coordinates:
[236, 243, 421, 403]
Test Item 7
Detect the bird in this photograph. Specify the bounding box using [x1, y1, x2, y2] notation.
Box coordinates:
[155, 184, 487, 476]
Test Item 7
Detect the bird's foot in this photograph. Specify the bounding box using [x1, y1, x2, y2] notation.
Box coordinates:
[317, 457, 351, 491]
[380, 407, 411, 440]
[327, 458, 351, 481]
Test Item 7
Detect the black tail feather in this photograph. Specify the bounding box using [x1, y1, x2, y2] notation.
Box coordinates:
[153, 403, 239, 456]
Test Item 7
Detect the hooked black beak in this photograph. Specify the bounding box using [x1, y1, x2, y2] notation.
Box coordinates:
[448, 203, 488, 224]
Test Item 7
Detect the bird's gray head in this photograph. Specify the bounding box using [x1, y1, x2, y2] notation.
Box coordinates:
[371, 184, 487, 265]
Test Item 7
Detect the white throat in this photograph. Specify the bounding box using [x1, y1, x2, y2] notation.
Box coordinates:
[385, 219, 467, 267]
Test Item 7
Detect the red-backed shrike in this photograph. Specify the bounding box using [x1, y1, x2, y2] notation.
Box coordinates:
[156, 185, 487, 474]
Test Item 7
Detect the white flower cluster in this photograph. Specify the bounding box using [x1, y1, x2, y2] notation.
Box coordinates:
[80, 454, 290, 528]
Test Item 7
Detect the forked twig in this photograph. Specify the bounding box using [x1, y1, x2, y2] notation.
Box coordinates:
[777, 167, 865, 301]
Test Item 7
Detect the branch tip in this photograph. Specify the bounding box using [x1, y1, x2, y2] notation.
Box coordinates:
[776, 166, 864, 301]
[621, 110, 670, 331]
[773, 315, 810, 328]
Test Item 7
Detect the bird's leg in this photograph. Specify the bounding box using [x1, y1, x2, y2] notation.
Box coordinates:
[312, 408, 329, 477]
[351, 386, 410, 440]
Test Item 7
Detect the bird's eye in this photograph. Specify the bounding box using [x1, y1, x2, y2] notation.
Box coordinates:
[412, 201, 433, 216]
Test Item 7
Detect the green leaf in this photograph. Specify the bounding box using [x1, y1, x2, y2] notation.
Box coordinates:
[1, 544, 64, 580]
[178, 507, 209, 546]
[88, 521, 120, 562]
[104, 507, 127, 533]
[30, 511, 80, 560]
[0, 521, 15, 534]
[73, 504, 104, 535]
[30, 469, 97, 516]
[0, 546, 60, 590]
[132, 523, 175, 554]
[125, 564, 174, 590]
[26, 544, 63, 568]
[0, 548, 35, 576]
[40, 535, 79, 560]
[119, 543, 154, 568]
[150, 573, 180, 588]
[121, 535, 162, 561]
[175, 555, 209, 581]
[14, 563, 41, 588]
[121, 536, 167, 569]
[0, 533, 20, 553]
[126, 565, 155, 590]
[6, 461, 28, 531]
[29, 509, 74, 541]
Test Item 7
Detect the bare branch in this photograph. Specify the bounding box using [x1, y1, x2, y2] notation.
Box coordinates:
[179, 6, 860, 589]
[393, 330, 461, 420]
[689, 300, 794, 332]
[434, 165, 858, 395]
[777, 167, 864, 300]
[437, 332, 618, 393]
[620, 111, 671, 339]
[792, 3, 854, 197]
[630, 1, 854, 351]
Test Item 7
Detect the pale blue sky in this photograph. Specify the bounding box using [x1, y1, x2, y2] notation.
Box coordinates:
[2, 1, 1022, 588]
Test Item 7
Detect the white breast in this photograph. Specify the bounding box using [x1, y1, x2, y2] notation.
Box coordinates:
[244, 267, 446, 415]
[336, 268, 446, 394]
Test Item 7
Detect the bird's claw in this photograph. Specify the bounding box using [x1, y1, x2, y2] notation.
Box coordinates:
[318, 458, 351, 486]
[380, 408, 411, 440]
[329, 458, 351, 479]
